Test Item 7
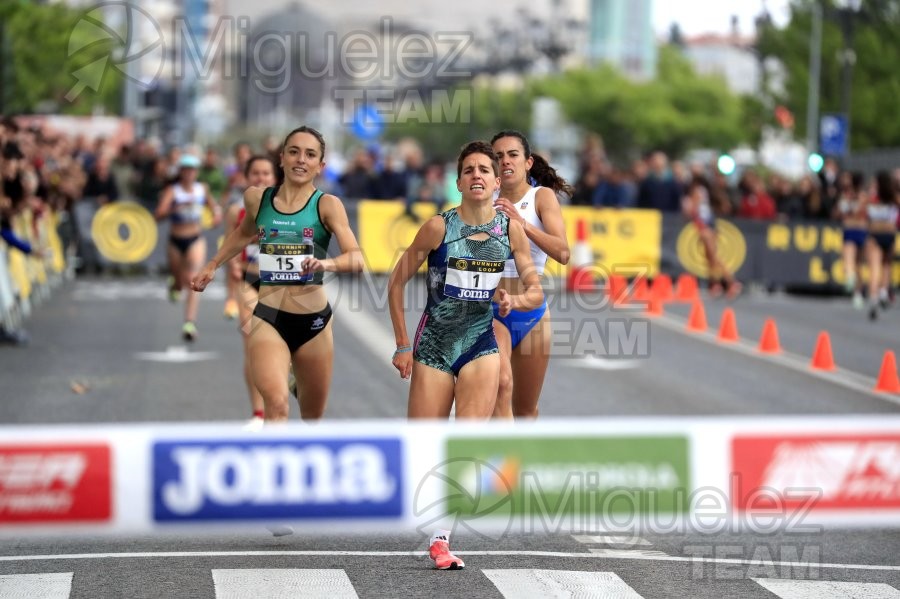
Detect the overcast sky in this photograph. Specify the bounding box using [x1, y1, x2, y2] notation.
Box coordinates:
[651, 0, 792, 37]
[222, 0, 795, 37]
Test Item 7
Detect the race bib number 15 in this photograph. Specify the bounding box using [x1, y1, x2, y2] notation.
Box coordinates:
[443, 256, 504, 301]
[259, 243, 313, 283]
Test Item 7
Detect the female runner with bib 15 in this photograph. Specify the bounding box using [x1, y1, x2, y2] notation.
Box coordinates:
[192, 126, 363, 422]
[388, 140, 543, 420]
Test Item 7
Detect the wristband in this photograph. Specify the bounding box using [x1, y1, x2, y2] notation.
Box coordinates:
[393, 345, 412, 359]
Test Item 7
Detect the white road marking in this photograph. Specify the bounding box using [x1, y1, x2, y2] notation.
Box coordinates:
[327, 279, 395, 361]
[753, 577, 900, 598]
[650, 312, 900, 406]
[588, 549, 671, 557]
[212, 569, 358, 599]
[562, 355, 642, 370]
[0, 572, 73, 599]
[483, 569, 643, 598]
[326, 278, 456, 417]
[0, 550, 897, 572]
[72, 281, 226, 301]
[572, 534, 652, 546]
[134, 345, 219, 363]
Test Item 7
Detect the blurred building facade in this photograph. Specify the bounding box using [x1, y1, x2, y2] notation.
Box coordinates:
[681, 18, 761, 95]
[588, 0, 656, 80]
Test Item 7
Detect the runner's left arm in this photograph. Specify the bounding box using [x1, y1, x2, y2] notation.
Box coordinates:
[508, 220, 544, 312]
[531, 187, 570, 265]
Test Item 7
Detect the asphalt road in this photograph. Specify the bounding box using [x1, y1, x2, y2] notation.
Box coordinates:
[1, 276, 899, 598]
[3, 275, 899, 423]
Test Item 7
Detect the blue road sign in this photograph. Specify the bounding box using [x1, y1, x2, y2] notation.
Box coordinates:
[820, 113, 848, 157]
[351, 104, 385, 141]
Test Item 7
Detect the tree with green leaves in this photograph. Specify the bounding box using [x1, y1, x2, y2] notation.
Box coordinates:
[535, 46, 750, 161]
[757, 0, 900, 151]
[1, 2, 123, 115]
[386, 47, 757, 164]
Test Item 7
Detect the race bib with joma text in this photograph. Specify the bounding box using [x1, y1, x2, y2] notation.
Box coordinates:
[443, 256, 504, 301]
[258, 242, 314, 283]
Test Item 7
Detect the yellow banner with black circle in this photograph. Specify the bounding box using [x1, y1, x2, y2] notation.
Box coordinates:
[358, 201, 663, 275]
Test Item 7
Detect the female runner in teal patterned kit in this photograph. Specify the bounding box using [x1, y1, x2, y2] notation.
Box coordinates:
[388, 141, 543, 419]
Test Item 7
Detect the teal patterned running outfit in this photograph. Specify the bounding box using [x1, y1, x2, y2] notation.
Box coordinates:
[413, 208, 512, 374]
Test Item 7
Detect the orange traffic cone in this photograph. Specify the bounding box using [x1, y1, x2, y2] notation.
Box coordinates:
[717, 308, 739, 343]
[675, 273, 699, 302]
[874, 350, 900, 393]
[652, 274, 674, 303]
[632, 276, 650, 302]
[609, 275, 628, 306]
[645, 287, 664, 318]
[757, 319, 782, 354]
[686, 299, 708, 333]
[810, 331, 837, 371]
[567, 218, 595, 292]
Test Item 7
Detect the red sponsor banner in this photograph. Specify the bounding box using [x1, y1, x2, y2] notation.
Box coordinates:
[0, 444, 112, 523]
[732, 435, 900, 511]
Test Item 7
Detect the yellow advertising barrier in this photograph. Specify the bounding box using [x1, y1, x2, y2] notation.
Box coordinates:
[358, 201, 663, 276]
[47, 211, 66, 274]
[2, 208, 68, 306]
[675, 219, 747, 279]
[6, 245, 30, 301]
[90, 201, 159, 264]
[7, 212, 32, 301]
[358, 201, 445, 273]
[549, 207, 662, 279]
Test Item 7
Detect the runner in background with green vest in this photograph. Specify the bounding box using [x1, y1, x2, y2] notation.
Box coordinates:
[192, 126, 363, 422]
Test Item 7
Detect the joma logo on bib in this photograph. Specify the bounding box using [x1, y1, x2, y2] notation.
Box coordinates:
[457, 289, 491, 300]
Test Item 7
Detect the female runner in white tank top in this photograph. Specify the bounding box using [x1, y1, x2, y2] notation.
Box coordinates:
[490, 130, 571, 419]
[154, 153, 221, 341]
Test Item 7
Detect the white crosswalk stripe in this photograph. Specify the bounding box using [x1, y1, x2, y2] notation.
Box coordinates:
[0, 573, 73, 599]
[2, 568, 899, 598]
[482, 569, 643, 598]
[572, 535, 652, 546]
[212, 569, 359, 599]
[587, 548, 671, 557]
[753, 578, 900, 599]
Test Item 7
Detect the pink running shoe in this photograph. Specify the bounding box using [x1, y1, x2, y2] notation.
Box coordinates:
[429, 530, 464, 570]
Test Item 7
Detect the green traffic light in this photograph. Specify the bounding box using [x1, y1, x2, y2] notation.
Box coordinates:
[808, 153, 825, 172]
[717, 154, 736, 176]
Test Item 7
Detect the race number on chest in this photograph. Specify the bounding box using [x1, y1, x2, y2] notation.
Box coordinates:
[443, 256, 504, 301]
[258, 242, 314, 283]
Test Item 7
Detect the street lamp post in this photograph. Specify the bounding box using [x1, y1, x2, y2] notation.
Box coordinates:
[805, 2, 823, 155]
[834, 0, 862, 160]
